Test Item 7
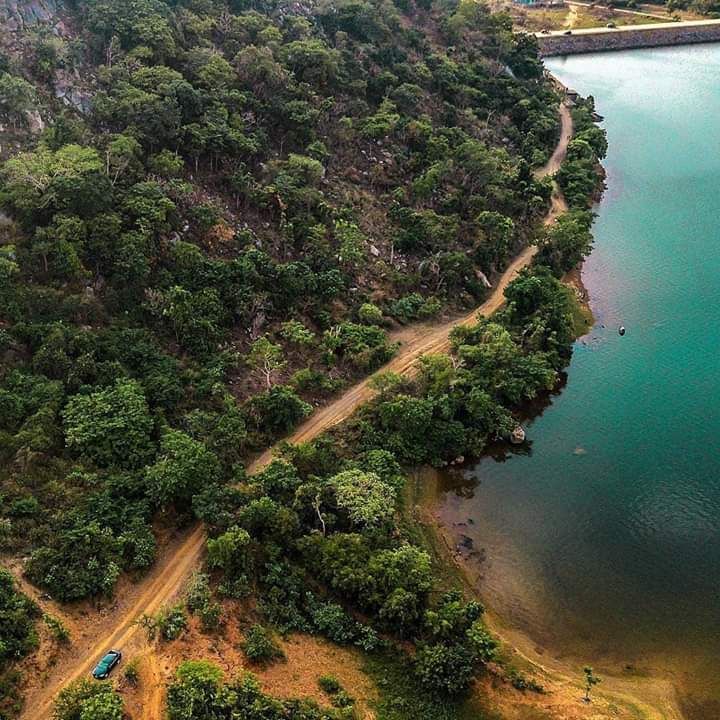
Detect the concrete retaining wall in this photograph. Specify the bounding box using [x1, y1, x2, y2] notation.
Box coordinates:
[537, 20, 720, 56]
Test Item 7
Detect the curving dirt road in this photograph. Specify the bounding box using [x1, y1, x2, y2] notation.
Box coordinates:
[248, 242, 542, 473]
[23, 103, 572, 720]
[249, 104, 571, 473]
[535, 103, 574, 179]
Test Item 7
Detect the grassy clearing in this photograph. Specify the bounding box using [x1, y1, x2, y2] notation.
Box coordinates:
[362, 650, 501, 720]
[512, 4, 671, 32]
[563, 283, 594, 339]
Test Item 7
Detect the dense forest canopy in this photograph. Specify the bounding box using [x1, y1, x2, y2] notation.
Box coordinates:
[0, 0, 563, 599]
[0, 0, 605, 715]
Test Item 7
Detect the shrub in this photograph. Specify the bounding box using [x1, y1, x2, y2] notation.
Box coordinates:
[242, 624, 284, 664]
[279, 320, 315, 346]
[157, 605, 187, 641]
[508, 667, 544, 693]
[198, 602, 222, 632]
[323, 323, 396, 372]
[389, 294, 441, 323]
[318, 675, 342, 695]
[186, 572, 222, 632]
[186, 572, 212, 613]
[331, 690, 354, 708]
[43, 613, 70, 644]
[357, 303, 384, 325]
[290, 368, 343, 396]
[308, 599, 357, 645]
[124, 658, 140, 686]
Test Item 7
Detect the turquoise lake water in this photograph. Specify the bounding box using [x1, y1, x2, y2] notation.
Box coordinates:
[437, 45, 720, 714]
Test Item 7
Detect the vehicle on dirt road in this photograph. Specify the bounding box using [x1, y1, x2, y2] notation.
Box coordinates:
[92, 650, 122, 679]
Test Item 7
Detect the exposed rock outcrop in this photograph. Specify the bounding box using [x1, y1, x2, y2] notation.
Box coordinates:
[509, 425, 526, 445]
[0, 0, 61, 33]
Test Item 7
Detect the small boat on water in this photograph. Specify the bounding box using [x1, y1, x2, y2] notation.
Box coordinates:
[619, 325, 626, 336]
[509, 426, 526, 445]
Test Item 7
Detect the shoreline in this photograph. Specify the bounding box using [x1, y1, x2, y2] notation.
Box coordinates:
[407, 467, 684, 720]
[564, 262, 595, 336]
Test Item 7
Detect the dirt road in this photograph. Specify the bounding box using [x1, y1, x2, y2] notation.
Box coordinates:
[250, 105, 571, 473]
[248, 241, 542, 473]
[535, 104, 573, 179]
[22, 103, 572, 720]
[23, 527, 206, 720]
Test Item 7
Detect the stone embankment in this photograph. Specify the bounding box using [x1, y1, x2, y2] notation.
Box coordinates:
[536, 19, 720, 56]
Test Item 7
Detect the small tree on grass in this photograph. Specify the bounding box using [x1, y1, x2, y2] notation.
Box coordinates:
[124, 658, 140, 686]
[44, 613, 70, 644]
[247, 337, 286, 388]
[241, 624, 284, 664]
[583, 666, 600, 702]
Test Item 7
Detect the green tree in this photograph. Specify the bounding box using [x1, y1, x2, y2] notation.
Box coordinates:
[62, 379, 154, 469]
[27, 521, 123, 600]
[334, 219, 367, 269]
[1, 144, 106, 219]
[166, 661, 224, 720]
[247, 337, 287, 388]
[583, 666, 601, 702]
[206, 526, 253, 596]
[247, 385, 312, 436]
[145, 430, 220, 509]
[53, 678, 123, 720]
[150, 286, 226, 354]
[414, 642, 476, 695]
[0, 73, 35, 129]
[0, 569, 39, 664]
[331, 469, 396, 529]
[536, 210, 593, 276]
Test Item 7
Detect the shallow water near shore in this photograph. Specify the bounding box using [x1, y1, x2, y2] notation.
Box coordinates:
[436, 45, 720, 715]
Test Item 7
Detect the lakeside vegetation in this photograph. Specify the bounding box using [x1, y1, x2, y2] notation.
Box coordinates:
[0, 0, 604, 716]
